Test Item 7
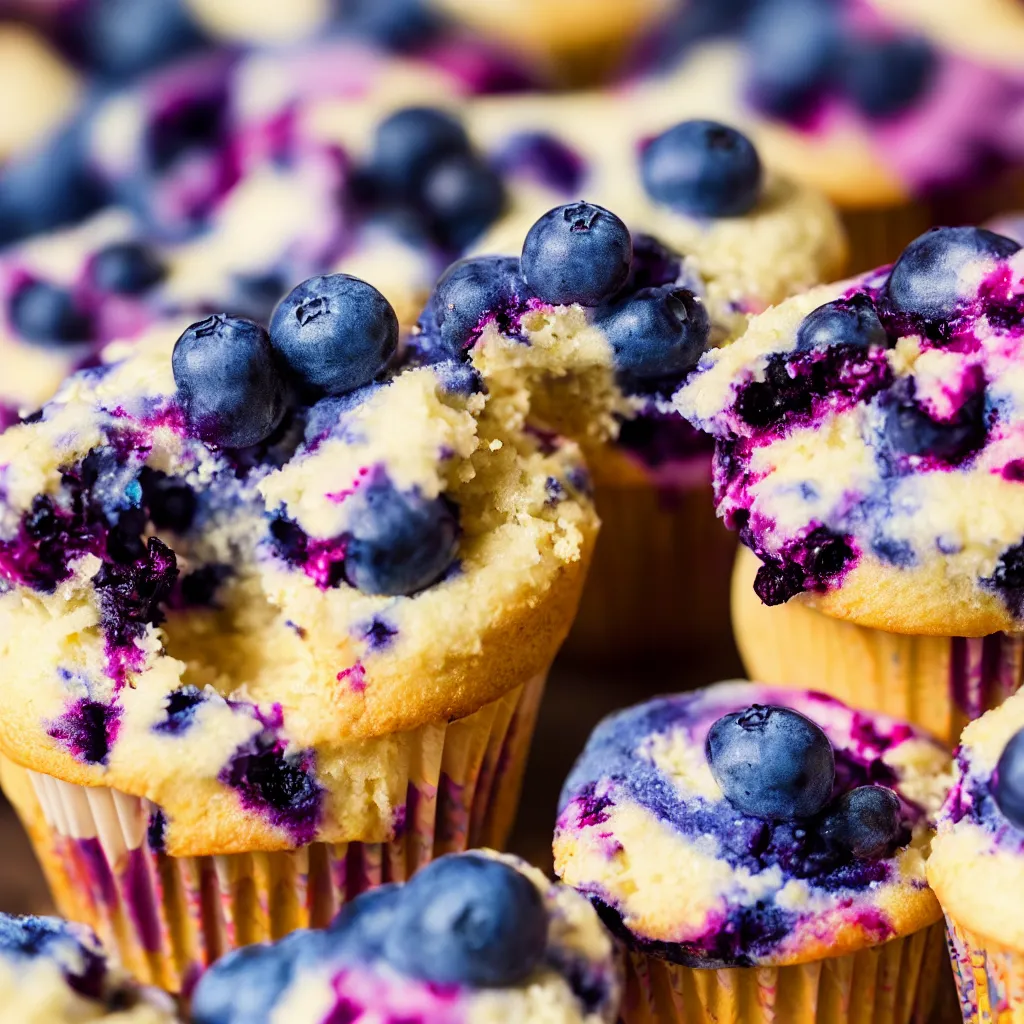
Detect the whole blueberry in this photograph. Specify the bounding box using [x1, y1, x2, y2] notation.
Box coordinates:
[796, 295, 888, 351]
[597, 286, 710, 384]
[336, 0, 442, 50]
[886, 227, 1021, 322]
[994, 728, 1024, 831]
[820, 785, 903, 858]
[706, 704, 835, 819]
[841, 36, 936, 120]
[426, 255, 526, 358]
[745, 0, 840, 118]
[327, 884, 402, 960]
[521, 202, 632, 307]
[883, 387, 986, 463]
[369, 107, 470, 198]
[90, 241, 166, 295]
[383, 854, 548, 987]
[344, 473, 459, 596]
[419, 153, 506, 252]
[640, 120, 762, 218]
[172, 314, 286, 448]
[10, 282, 91, 345]
[269, 274, 398, 397]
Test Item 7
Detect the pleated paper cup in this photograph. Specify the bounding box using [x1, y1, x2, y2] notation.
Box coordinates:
[732, 547, 1024, 746]
[622, 923, 948, 1024]
[0, 672, 546, 994]
[945, 915, 1024, 1024]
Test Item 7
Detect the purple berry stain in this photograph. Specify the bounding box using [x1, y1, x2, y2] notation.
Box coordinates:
[47, 699, 122, 765]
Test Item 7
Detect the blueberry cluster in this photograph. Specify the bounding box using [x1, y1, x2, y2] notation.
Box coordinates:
[994, 728, 1024, 831]
[191, 854, 551, 1024]
[707, 705, 905, 860]
[416, 201, 711, 389]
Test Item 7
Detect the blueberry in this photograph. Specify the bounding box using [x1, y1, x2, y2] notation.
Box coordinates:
[521, 203, 632, 307]
[343, 472, 459, 597]
[706, 704, 835, 819]
[0, 915, 105, 998]
[841, 36, 936, 120]
[9, 282, 91, 345]
[886, 227, 1021, 322]
[796, 295, 888, 351]
[882, 386, 986, 463]
[820, 786, 903, 858]
[425, 255, 526, 358]
[328, 884, 402, 960]
[369, 107, 470, 198]
[745, 0, 840, 118]
[172, 314, 286, 448]
[419, 153, 506, 252]
[994, 728, 1024, 831]
[269, 274, 398, 397]
[383, 854, 548, 987]
[335, 0, 442, 50]
[620, 234, 684, 293]
[493, 132, 586, 195]
[640, 120, 762, 218]
[597, 286, 710, 384]
[90, 241, 166, 295]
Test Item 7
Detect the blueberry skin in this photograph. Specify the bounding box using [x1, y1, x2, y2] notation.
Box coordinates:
[172, 314, 286, 448]
[343, 474, 459, 597]
[383, 854, 548, 988]
[427, 255, 526, 357]
[327, 883, 402, 960]
[597, 286, 710, 384]
[419, 153, 506, 252]
[521, 202, 632, 307]
[994, 728, 1024, 831]
[369, 107, 470, 198]
[886, 227, 1021, 322]
[820, 786, 903, 859]
[269, 275, 399, 397]
[10, 282, 91, 345]
[840, 36, 936, 120]
[883, 388, 986, 463]
[90, 241, 167, 295]
[796, 295, 888, 351]
[706, 704, 836, 820]
[640, 120, 762, 218]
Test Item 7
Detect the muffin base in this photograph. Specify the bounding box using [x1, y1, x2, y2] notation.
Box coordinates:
[945, 915, 1024, 1024]
[732, 547, 1024, 745]
[562, 482, 736, 667]
[622, 924, 947, 1024]
[0, 672, 546, 992]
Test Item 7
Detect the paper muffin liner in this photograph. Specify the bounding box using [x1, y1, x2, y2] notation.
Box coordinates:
[732, 548, 1024, 745]
[944, 915, 1024, 1024]
[621, 923, 948, 1024]
[562, 481, 737, 667]
[0, 672, 546, 993]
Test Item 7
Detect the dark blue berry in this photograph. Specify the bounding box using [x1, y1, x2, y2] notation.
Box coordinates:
[882, 385, 986, 463]
[745, 0, 840, 118]
[335, 0, 442, 50]
[640, 120, 762, 218]
[426, 255, 526, 357]
[597, 286, 710, 384]
[886, 227, 1021, 322]
[493, 132, 586, 195]
[369, 107, 470, 198]
[796, 295, 888, 351]
[343, 472, 459, 597]
[820, 786, 903, 858]
[269, 274, 398, 397]
[419, 153, 506, 252]
[9, 282, 91, 345]
[139, 469, 196, 533]
[153, 686, 205, 735]
[327, 884, 402, 961]
[620, 234, 684, 293]
[0, 915, 106, 999]
[994, 728, 1024, 831]
[383, 854, 548, 988]
[172, 314, 286, 448]
[521, 202, 632, 306]
[841, 36, 936, 120]
[706, 704, 835, 819]
[90, 241, 166, 295]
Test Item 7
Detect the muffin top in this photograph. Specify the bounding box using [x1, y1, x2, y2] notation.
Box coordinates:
[0, 913, 179, 1022]
[0, 274, 595, 854]
[678, 226, 1024, 636]
[192, 850, 622, 1024]
[554, 681, 949, 968]
[929, 689, 1024, 947]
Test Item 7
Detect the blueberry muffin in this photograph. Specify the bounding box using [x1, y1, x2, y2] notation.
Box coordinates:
[0, 271, 597, 989]
[678, 225, 1024, 742]
[191, 850, 622, 1024]
[555, 681, 951, 1024]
